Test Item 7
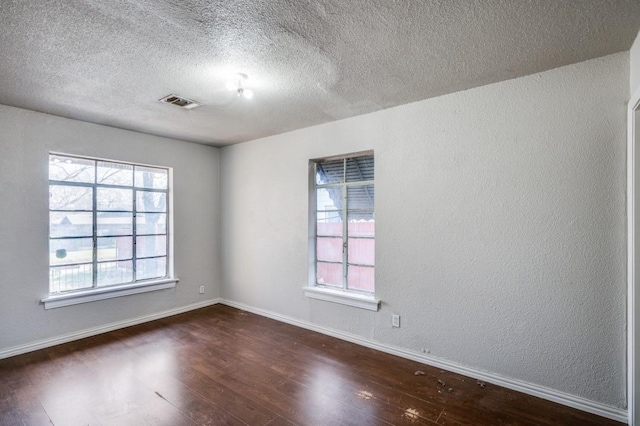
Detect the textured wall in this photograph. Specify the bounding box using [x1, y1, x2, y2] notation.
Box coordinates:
[632, 31, 640, 96]
[220, 53, 628, 407]
[0, 106, 220, 351]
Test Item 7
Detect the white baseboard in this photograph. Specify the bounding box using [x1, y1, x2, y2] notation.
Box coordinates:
[0, 298, 222, 360]
[220, 299, 627, 423]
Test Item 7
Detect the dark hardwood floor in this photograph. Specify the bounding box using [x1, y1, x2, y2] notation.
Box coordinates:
[0, 305, 625, 425]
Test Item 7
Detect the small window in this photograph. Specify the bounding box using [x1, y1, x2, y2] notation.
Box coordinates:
[48, 154, 170, 294]
[312, 153, 375, 295]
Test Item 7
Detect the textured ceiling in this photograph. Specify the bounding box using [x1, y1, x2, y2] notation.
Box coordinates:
[1, 1, 639, 146]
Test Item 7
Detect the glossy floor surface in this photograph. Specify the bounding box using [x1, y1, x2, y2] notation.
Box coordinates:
[0, 305, 625, 425]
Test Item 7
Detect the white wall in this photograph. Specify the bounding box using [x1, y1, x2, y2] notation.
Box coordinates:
[220, 52, 628, 408]
[0, 105, 220, 352]
[632, 31, 640, 96]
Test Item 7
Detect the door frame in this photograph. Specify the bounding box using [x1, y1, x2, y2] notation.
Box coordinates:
[628, 86, 640, 426]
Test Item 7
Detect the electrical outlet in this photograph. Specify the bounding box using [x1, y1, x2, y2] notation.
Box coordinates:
[392, 314, 400, 328]
[199, 285, 205, 294]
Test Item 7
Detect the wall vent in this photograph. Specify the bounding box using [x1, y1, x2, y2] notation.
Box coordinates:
[159, 94, 201, 109]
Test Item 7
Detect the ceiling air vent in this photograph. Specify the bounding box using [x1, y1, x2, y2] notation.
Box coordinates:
[159, 94, 201, 109]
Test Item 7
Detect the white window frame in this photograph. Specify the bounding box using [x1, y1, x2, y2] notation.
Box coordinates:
[42, 153, 177, 309]
[305, 151, 379, 311]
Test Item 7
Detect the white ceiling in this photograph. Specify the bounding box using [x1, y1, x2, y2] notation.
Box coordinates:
[1, 1, 639, 147]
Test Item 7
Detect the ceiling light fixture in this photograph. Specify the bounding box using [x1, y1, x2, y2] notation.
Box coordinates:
[227, 73, 254, 100]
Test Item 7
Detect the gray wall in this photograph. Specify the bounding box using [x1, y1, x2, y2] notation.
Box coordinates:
[632, 31, 640, 95]
[0, 105, 220, 351]
[220, 52, 628, 408]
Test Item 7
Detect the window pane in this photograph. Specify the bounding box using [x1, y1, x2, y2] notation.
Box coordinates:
[98, 237, 132, 262]
[347, 185, 374, 210]
[137, 213, 167, 235]
[49, 155, 172, 294]
[135, 166, 168, 189]
[317, 211, 342, 237]
[97, 212, 133, 236]
[97, 261, 133, 286]
[50, 212, 93, 238]
[313, 154, 373, 295]
[317, 187, 342, 210]
[50, 238, 93, 266]
[316, 159, 344, 185]
[50, 264, 93, 293]
[97, 161, 133, 186]
[49, 185, 93, 210]
[97, 188, 132, 211]
[136, 235, 167, 258]
[317, 262, 342, 287]
[347, 265, 374, 292]
[137, 257, 167, 280]
[348, 216, 374, 237]
[317, 237, 342, 262]
[136, 191, 166, 212]
[345, 156, 374, 182]
[348, 238, 374, 266]
[49, 155, 95, 183]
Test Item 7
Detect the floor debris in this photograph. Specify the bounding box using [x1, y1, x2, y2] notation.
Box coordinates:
[155, 391, 169, 402]
[436, 379, 453, 393]
[414, 370, 425, 376]
[403, 408, 420, 420]
[357, 390, 374, 400]
[477, 380, 486, 388]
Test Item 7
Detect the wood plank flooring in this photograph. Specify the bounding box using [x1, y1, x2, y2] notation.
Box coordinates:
[0, 305, 625, 425]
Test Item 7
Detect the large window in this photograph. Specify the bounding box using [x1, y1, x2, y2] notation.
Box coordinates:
[49, 154, 169, 294]
[312, 153, 375, 294]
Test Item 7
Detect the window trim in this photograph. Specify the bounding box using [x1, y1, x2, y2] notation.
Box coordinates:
[45, 153, 176, 307]
[41, 278, 179, 309]
[306, 151, 378, 310]
[304, 286, 380, 311]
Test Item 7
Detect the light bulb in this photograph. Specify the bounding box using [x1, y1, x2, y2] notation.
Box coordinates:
[226, 81, 237, 91]
[243, 89, 254, 99]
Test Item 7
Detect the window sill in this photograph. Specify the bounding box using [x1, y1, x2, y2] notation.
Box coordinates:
[41, 278, 179, 310]
[304, 286, 380, 311]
